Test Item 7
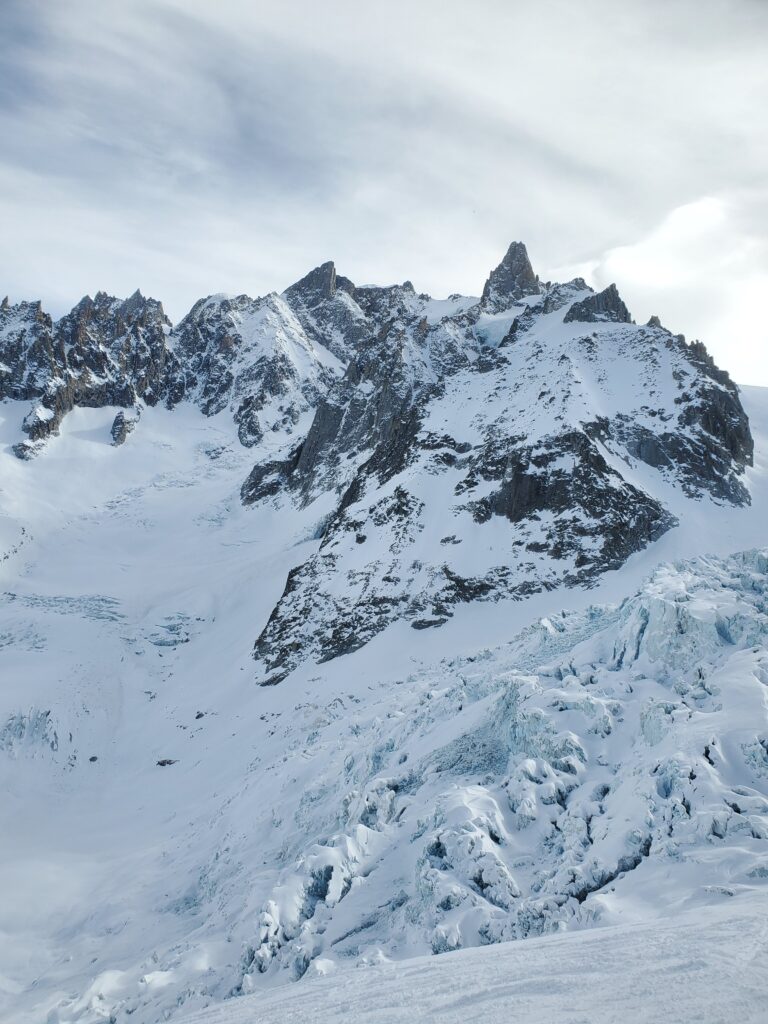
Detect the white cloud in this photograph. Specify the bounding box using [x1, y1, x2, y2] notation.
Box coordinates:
[566, 196, 768, 385]
[0, 0, 766, 385]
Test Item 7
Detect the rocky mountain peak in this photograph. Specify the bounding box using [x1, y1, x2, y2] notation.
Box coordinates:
[120, 288, 155, 318]
[57, 290, 171, 361]
[284, 261, 338, 303]
[169, 290, 341, 447]
[564, 282, 631, 324]
[2, 255, 753, 598]
[281, 261, 369, 364]
[481, 240, 540, 310]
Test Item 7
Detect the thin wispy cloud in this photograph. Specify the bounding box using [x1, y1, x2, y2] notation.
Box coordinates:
[1, 0, 766, 381]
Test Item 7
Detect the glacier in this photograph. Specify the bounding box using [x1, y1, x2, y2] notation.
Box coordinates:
[0, 247, 766, 1023]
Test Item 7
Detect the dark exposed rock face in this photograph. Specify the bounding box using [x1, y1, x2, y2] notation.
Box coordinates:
[238, 283, 475, 509]
[0, 299, 62, 403]
[564, 283, 631, 324]
[284, 261, 339, 304]
[289, 317, 473, 504]
[585, 331, 753, 505]
[241, 447, 303, 504]
[2, 291, 178, 455]
[481, 241, 540, 310]
[282, 262, 369, 363]
[110, 408, 140, 446]
[538, 279, 590, 316]
[466, 430, 675, 568]
[253, 483, 428, 685]
[55, 290, 176, 408]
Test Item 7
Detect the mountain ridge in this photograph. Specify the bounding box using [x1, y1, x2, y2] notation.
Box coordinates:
[1, 246, 765, 1024]
[2, 243, 754, 679]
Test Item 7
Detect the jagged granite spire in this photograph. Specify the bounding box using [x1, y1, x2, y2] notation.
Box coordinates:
[281, 261, 364, 363]
[481, 241, 540, 309]
[284, 261, 338, 303]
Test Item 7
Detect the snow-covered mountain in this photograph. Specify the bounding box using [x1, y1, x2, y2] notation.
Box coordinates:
[0, 245, 766, 1024]
[247, 247, 752, 683]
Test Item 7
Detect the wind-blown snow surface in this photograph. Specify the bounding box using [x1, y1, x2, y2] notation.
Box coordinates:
[177, 897, 768, 1024]
[0, 388, 767, 1023]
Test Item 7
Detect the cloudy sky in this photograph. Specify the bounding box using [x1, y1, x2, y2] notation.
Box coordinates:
[2, 0, 767, 383]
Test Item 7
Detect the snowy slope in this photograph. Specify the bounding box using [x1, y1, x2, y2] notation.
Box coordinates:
[177, 895, 768, 1024]
[0, 388, 765, 1023]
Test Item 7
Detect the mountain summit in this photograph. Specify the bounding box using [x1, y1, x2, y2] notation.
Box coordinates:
[481, 240, 540, 309]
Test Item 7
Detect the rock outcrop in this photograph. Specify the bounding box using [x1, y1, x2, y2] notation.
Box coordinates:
[110, 408, 141, 446]
[0, 299, 63, 404]
[481, 241, 541, 310]
[563, 283, 631, 324]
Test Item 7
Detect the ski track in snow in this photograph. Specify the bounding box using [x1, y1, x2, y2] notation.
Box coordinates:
[0, 387, 766, 1023]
